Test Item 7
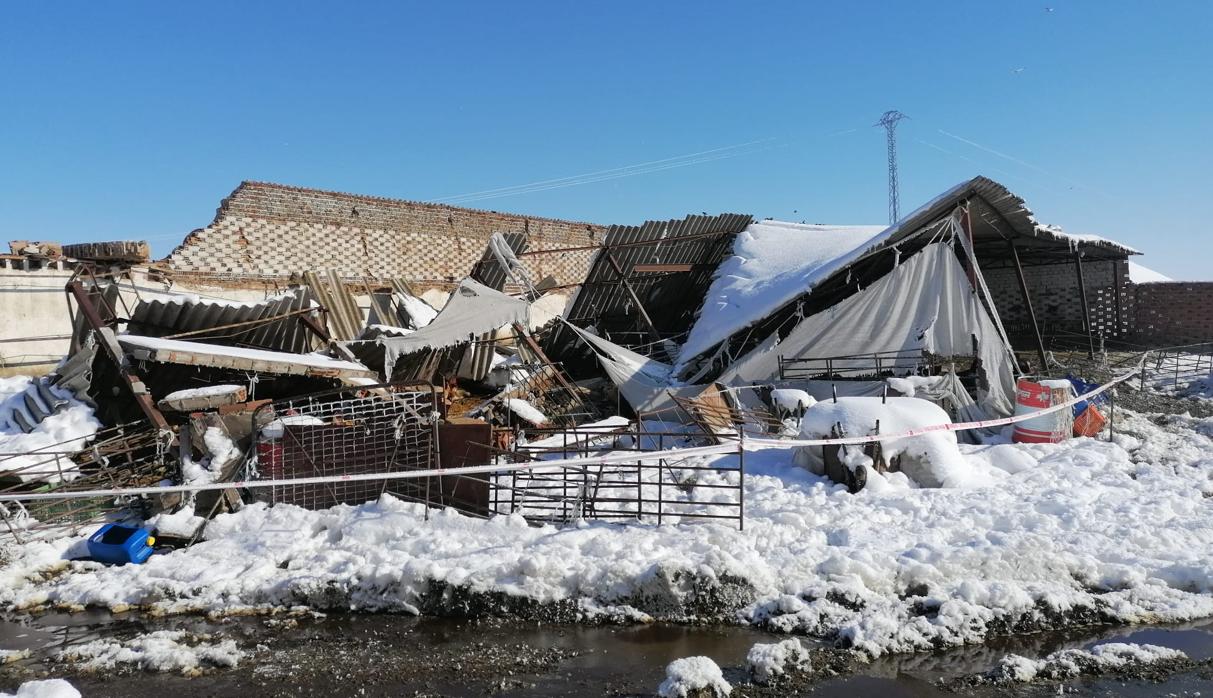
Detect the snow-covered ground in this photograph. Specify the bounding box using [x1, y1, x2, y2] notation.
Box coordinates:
[2, 408, 1212, 660]
[981, 642, 1187, 684]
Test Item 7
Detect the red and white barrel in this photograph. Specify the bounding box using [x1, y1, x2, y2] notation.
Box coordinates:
[1012, 378, 1075, 443]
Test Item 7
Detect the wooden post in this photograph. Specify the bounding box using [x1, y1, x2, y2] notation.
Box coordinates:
[1074, 251, 1095, 359]
[1008, 242, 1049, 373]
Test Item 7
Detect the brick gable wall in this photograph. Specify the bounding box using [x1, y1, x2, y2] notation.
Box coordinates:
[1132, 282, 1213, 346]
[167, 182, 606, 286]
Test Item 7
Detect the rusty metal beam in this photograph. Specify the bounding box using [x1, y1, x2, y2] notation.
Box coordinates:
[67, 280, 170, 431]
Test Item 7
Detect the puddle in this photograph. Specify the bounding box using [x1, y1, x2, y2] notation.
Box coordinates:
[2, 611, 1212, 696]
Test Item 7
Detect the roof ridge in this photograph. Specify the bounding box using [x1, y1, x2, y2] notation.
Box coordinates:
[216, 180, 604, 229]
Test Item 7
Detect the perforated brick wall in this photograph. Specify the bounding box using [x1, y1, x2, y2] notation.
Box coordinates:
[166, 182, 605, 286]
[983, 259, 1131, 342]
[1132, 282, 1213, 346]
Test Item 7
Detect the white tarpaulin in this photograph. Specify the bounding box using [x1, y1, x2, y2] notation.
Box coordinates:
[372, 279, 529, 377]
[561, 323, 701, 414]
[717, 242, 1017, 417]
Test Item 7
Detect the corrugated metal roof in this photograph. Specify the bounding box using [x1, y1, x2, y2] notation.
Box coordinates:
[127, 288, 320, 354]
[552, 213, 752, 357]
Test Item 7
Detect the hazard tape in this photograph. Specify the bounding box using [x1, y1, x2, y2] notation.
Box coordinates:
[0, 357, 1146, 504]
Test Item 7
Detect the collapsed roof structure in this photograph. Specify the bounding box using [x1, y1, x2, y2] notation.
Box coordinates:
[563, 177, 1138, 423]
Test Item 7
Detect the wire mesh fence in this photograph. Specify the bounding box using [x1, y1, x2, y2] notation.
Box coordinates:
[248, 382, 441, 510]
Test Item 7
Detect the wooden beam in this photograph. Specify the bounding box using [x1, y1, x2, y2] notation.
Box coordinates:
[603, 251, 675, 362]
[1008, 242, 1049, 373]
[1074, 251, 1095, 359]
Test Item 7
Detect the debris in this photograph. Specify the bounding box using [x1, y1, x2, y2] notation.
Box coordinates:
[85, 524, 156, 565]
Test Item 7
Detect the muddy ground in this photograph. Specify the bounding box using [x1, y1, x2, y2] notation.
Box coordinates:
[2, 611, 1212, 697]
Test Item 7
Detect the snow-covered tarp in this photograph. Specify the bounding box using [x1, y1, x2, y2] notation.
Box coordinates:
[676, 221, 887, 370]
[718, 242, 1016, 417]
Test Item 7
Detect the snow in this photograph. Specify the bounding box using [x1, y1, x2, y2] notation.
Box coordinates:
[745, 638, 810, 685]
[57, 630, 243, 674]
[396, 292, 437, 329]
[770, 389, 815, 413]
[259, 414, 325, 439]
[657, 656, 731, 697]
[0, 377, 100, 484]
[146, 509, 206, 539]
[505, 398, 548, 426]
[985, 642, 1186, 683]
[526, 416, 631, 450]
[3, 408, 1213, 661]
[1128, 261, 1173, 284]
[116, 335, 373, 375]
[0, 649, 30, 664]
[161, 384, 245, 401]
[676, 221, 886, 368]
[0, 679, 80, 698]
[798, 397, 992, 489]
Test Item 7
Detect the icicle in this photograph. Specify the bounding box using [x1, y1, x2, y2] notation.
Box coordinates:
[845, 268, 852, 285]
[832, 384, 838, 403]
[892, 245, 901, 268]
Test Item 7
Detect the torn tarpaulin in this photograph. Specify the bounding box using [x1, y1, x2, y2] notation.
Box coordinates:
[354, 279, 529, 378]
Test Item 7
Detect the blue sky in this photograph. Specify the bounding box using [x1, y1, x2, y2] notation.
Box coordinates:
[1, 2, 1209, 278]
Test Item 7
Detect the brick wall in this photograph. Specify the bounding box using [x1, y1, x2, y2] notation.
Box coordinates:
[983, 258, 1131, 343]
[167, 182, 606, 286]
[1132, 282, 1213, 346]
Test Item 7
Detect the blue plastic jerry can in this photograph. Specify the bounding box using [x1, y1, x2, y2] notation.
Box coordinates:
[86, 524, 156, 565]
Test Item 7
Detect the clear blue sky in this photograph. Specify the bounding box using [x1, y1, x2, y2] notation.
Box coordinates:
[1, 2, 1209, 278]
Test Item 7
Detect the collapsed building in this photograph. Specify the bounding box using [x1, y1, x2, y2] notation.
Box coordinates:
[0, 176, 1206, 543]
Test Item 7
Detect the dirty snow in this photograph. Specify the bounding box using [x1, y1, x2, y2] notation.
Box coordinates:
[2, 409, 1213, 660]
[657, 656, 731, 697]
[983, 642, 1186, 684]
[57, 630, 243, 674]
[0, 679, 80, 698]
[0, 377, 100, 484]
[745, 638, 810, 684]
[677, 220, 886, 368]
[160, 384, 245, 401]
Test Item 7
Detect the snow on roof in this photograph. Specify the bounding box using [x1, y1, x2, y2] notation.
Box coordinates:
[1032, 225, 1141, 255]
[675, 221, 886, 370]
[1128, 261, 1173, 284]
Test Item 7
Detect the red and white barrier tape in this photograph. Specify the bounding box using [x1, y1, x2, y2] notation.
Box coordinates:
[0, 359, 1144, 504]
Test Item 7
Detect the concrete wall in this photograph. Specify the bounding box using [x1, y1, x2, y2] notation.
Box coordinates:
[0, 260, 76, 376]
[0, 265, 301, 377]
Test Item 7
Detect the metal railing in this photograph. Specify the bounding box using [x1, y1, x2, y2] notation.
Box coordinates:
[484, 421, 745, 529]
